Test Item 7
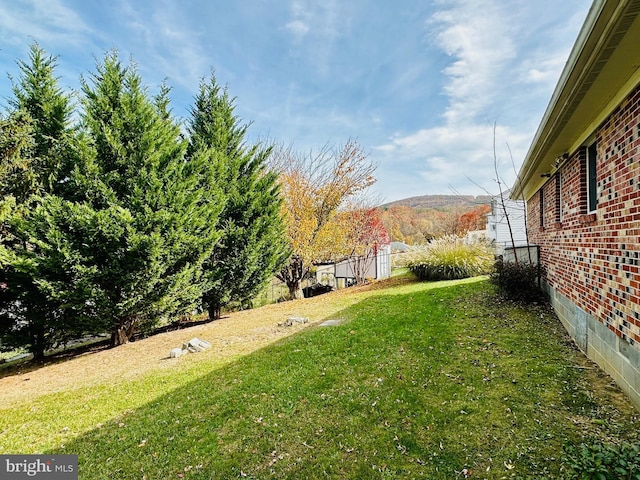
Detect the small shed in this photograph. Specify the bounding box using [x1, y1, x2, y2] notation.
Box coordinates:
[316, 244, 392, 288]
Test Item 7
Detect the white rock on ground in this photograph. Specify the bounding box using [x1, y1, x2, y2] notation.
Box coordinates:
[278, 316, 310, 327]
[186, 337, 212, 353]
[170, 337, 211, 357]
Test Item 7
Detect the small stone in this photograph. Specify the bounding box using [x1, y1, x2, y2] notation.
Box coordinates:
[186, 338, 211, 353]
[278, 316, 309, 327]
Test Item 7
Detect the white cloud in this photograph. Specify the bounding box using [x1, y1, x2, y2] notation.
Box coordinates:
[371, 0, 583, 199]
[523, 58, 565, 85]
[285, 20, 310, 38]
[116, 0, 209, 91]
[282, 0, 344, 74]
[428, 0, 515, 124]
[378, 123, 525, 164]
[515, 41, 573, 87]
[374, 113, 531, 198]
[0, 0, 94, 48]
[373, 0, 524, 195]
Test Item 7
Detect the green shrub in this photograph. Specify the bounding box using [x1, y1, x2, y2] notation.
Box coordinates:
[490, 258, 543, 303]
[408, 235, 494, 281]
[563, 441, 640, 479]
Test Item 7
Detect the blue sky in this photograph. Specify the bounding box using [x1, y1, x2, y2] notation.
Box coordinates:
[0, 0, 592, 203]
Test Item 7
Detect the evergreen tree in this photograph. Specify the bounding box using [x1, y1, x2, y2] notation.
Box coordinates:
[187, 74, 289, 319]
[1, 51, 226, 353]
[66, 52, 226, 344]
[0, 199, 91, 359]
[8, 44, 75, 196]
[0, 45, 77, 359]
[0, 109, 34, 266]
[0, 110, 35, 203]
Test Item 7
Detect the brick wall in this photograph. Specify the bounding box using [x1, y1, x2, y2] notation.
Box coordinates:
[527, 83, 640, 352]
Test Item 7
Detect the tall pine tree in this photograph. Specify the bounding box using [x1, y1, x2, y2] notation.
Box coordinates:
[0, 45, 77, 360]
[1, 51, 227, 352]
[67, 52, 226, 344]
[187, 74, 289, 319]
[8, 43, 75, 197]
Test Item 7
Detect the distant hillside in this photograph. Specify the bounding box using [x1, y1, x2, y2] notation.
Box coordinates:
[380, 194, 492, 210]
[376, 195, 492, 244]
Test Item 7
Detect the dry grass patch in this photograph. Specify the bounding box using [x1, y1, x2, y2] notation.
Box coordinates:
[0, 278, 408, 408]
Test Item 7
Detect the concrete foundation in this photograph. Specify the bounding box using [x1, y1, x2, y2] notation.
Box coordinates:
[543, 280, 640, 410]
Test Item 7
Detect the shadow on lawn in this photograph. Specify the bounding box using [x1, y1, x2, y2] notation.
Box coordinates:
[46, 279, 639, 479]
[0, 276, 421, 378]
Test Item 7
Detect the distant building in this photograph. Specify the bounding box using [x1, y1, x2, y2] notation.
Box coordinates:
[390, 241, 411, 252]
[316, 245, 392, 289]
[315, 214, 392, 288]
[485, 190, 528, 253]
[465, 229, 487, 244]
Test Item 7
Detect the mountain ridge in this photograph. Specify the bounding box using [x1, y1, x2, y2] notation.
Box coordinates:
[380, 194, 492, 210]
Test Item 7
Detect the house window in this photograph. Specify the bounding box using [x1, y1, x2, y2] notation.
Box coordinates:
[587, 142, 598, 212]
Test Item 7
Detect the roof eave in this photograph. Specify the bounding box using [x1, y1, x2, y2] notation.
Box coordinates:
[512, 0, 640, 201]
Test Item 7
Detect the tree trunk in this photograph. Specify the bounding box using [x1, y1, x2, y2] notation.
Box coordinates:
[277, 255, 307, 300]
[207, 302, 222, 321]
[111, 315, 138, 346]
[31, 328, 46, 362]
[287, 280, 304, 300]
[203, 290, 222, 321]
[492, 122, 519, 266]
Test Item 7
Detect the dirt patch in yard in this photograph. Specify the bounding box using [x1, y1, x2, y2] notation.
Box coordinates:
[0, 280, 401, 408]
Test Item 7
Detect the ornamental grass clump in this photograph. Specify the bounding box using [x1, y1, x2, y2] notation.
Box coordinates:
[408, 235, 494, 281]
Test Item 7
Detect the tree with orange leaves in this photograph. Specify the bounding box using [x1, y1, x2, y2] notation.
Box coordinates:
[339, 207, 390, 284]
[457, 205, 491, 234]
[272, 140, 376, 299]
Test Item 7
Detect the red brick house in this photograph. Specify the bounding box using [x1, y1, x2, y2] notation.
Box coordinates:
[513, 0, 640, 409]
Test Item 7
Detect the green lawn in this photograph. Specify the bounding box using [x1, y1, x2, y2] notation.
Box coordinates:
[1, 277, 638, 479]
